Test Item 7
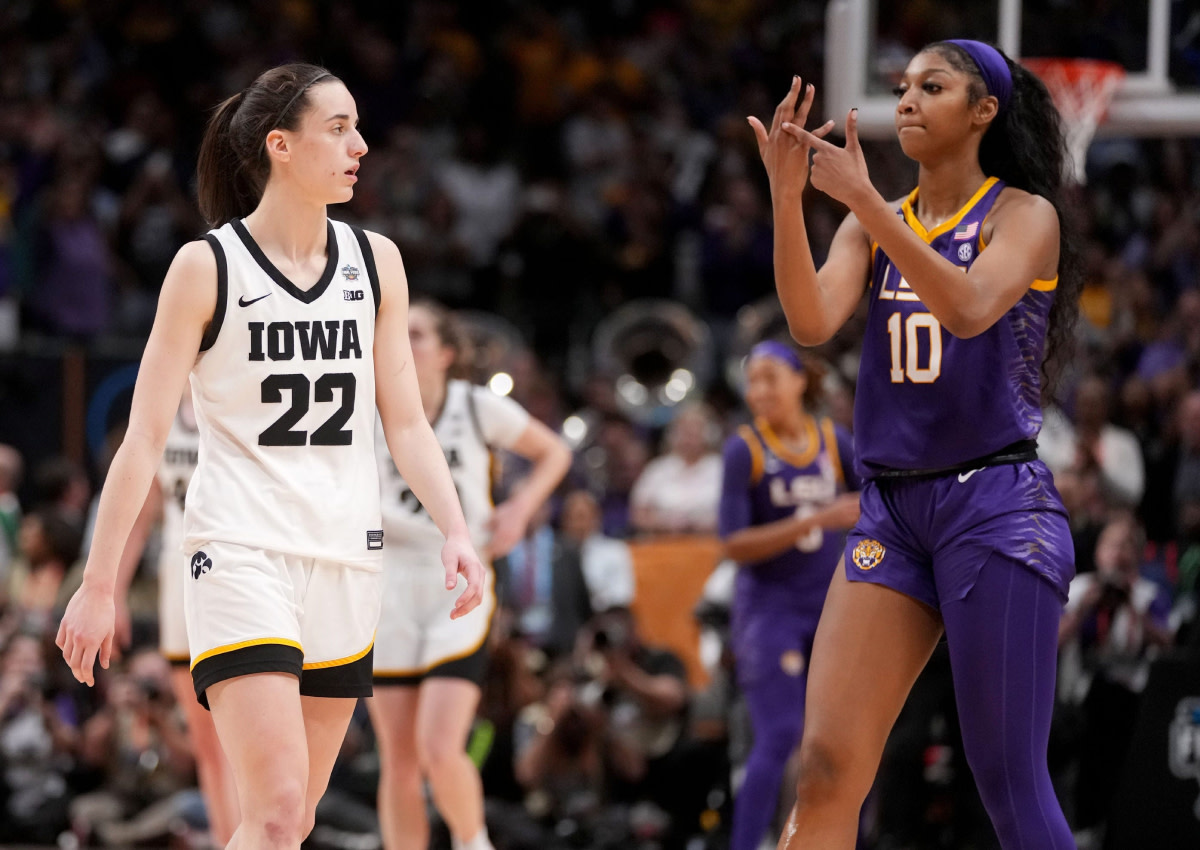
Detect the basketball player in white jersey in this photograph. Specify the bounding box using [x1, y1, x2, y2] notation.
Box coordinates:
[57, 63, 485, 850]
[371, 299, 571, 850]
[114, 388, 240, 845]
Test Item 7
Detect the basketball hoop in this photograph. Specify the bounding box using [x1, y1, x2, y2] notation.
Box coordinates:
[1021, 58, 1125, 185]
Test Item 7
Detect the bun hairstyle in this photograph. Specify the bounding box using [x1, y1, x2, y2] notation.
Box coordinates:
[197, 63, 339, 227]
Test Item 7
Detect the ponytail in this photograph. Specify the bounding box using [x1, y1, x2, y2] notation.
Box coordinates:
[195, 63, 339, 228]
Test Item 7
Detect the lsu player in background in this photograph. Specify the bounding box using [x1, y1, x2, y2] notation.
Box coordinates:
[719, 341, 860, 850]
[749, 39, 1080, 849]
[115, 389, 239, 844]
[370, 299, 572, 850]
[57, 63, 485, 850]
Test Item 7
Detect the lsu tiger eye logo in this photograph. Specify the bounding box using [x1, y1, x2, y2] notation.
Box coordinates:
[852, 539, 885, 570]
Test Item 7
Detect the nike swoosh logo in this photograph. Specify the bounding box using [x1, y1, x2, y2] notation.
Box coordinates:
[957, 468, 984, 483]
[238, 293, 271, 307]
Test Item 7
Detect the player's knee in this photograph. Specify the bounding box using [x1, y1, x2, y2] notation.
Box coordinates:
[416, 733, 459, 774]
[794, 737, 850, 808]
[254, 780, 308, 847]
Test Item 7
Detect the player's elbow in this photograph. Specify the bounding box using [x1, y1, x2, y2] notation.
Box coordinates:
[786, 317, 836, 347]
[937, 308, 992, 340]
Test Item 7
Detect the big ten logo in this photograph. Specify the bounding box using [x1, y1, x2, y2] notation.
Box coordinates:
[1169, 697, 1200, 819]
[344, 289, 364, 301]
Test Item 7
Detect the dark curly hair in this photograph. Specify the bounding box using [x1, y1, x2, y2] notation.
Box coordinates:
[926, 41, 1081, 399]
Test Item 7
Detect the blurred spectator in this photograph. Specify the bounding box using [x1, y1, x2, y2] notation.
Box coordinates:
[559, 489, 635, 613]
[1039, 375, 1145, 508]
[0, 445, 22, 589]
[70, 649, 199, 847]
[437, 122, 521, 272]
[630, 403, 722, 535]
[503, 502, 592, 657]
[7, 508, 83, 633]
[22, 170, 114, 339]
[30, 457, 91, 528]
[563, 86, 633, 231]
[512, 660, 642, 850]
[1058, 513, 1174, 847]
[0, 631, 77, 845]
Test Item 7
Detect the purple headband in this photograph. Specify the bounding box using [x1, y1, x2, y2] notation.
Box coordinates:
[749, 340, 804, 373]
[946, 39, 1012, 113]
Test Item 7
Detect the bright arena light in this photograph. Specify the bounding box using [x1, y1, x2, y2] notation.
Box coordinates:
[562, 415, 588, 445]
[488, 372, 514, 396]
[670, 368, 695, 390]
[616, 375, 648, 406]
[663, 378, 688, 403]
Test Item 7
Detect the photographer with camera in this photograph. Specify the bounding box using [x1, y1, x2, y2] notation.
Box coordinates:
[0, 630, 77, 844]
[1058, 511, 1174, 847]
[69, 647, 199, 846]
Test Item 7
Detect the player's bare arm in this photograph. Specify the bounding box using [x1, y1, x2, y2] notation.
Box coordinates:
[370, 229, 484, 616]
[58, 241, 215, 685]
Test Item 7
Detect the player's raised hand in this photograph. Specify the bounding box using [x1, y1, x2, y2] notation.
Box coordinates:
[441, 531, 485, 619]
[56, 580, 116, 687]
[748, 77, 836, 197]
[781, 107, 874, 209]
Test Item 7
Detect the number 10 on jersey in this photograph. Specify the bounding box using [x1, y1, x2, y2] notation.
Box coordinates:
[887, 312, 942, 384]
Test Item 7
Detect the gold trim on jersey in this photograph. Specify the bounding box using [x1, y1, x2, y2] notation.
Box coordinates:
[756, 415, 821, 469]
[190, 637, 304, 670]
[736, 425, 765, 485]
[819, 418, 844, 487]
[901, 177, 1000, 244]
[303, 636, 376, 671]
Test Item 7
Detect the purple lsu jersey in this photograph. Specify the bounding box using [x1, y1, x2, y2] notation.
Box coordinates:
[719, 416, 859, 620]
[855, 177, 1058, 478]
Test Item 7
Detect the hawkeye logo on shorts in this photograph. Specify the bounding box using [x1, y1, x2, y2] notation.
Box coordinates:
[852, 539, 886, 571]
[190, 551, 212, 579]
[367, 530, 384, 551]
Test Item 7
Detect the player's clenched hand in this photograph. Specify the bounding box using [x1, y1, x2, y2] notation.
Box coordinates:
[56, 579, 116, 687]
[748, 77, 836, 197]
[781, 107, 874, 210]
[441, 532, 485, 619]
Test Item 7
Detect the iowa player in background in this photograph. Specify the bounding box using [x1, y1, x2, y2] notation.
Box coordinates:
[749, 41, 1080, 849]
[718, 341, 860, 850]
[370, 299, 571, 850]
[113, 388, 239, 844]
[57, 63, 485, 850]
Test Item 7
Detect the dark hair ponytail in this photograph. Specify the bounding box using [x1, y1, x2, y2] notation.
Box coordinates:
[929, 42, 1082, 398]
[197, 63, 339, 228]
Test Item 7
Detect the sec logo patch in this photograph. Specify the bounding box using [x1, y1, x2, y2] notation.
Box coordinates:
[852, 539, 886, 570]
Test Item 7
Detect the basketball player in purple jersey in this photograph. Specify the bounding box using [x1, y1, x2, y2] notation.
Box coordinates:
[719, 341, 860, 850]
[748, 41, 1080, 849]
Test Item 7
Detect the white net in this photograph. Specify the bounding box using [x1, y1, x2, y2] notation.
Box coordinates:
[1022, 59, 1126, 185]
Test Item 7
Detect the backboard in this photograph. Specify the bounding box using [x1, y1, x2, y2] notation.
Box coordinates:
[825, 0, 1200, 140]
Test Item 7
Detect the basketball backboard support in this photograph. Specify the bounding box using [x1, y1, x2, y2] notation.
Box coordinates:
[825, 0, 1200, 140]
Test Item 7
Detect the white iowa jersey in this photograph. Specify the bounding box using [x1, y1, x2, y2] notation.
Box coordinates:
[184, 218, 383, 569]
[377, 379, 529, 560]
[157, 409, 199, 566]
